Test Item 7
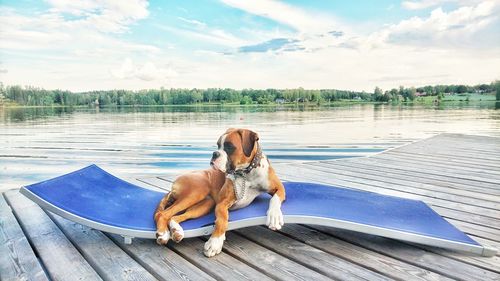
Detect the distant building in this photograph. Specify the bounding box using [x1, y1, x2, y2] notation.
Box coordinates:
[415, 92, 427, 97]
[275, 98, 285, 104]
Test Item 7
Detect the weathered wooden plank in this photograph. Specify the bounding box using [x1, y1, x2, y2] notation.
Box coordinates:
[107, 234, 216, 281]
[392, 134, 500, 153]
[311, 226, 500, 281]
[235, 226, 389, 280]
[311, 161, 500, 205]
[47, 212, 159, 281]
[220, 232, 332, 280]
[410, 145, 500, 158]
[356, 154, 500, 183]
[306, 161, 500, 209]
[430, 206, 500, 231]
[135, 177, 171, 191]
[389, 142, 500, 158]
[466, 236, 500, 256]
[426, 143, 500, 154]
[398, 143, 500, 160]
[333, 157, 500, 197]
[0, 195, 49, 281]
[156, 174, 178, 183]
[445, 218, 500, 242]
[387, 150, 500, 168]
[298, 162, 500, 213]
[318, 160, 500, 192]
[372, 152, 500, 176]
[398, 136, 500, 157]
[169, 237, 274, 281]
[386, 147, 500, 166]
[278, 224, 451, 281]
[419, 245, 500, 273]
[126, 178, 166, 192]
[4, 190, 103, 281]
[437, 133, 500, 144]
[399, 143, 500, 159]
[355, 154, 500, 180]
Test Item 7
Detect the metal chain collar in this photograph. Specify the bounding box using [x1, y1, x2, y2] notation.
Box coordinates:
[231, 144, 261, 202]
[234, 174, 247, 202]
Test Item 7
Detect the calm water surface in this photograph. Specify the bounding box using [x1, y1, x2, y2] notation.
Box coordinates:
[1, 103, 499, 191]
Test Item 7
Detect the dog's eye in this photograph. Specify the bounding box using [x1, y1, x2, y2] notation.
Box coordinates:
[224, 142, 235, 154]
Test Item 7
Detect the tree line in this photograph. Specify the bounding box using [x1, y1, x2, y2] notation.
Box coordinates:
[0, 81, 498, 107]
[373, 82, 499, 102]
[0, 85, 370, 106]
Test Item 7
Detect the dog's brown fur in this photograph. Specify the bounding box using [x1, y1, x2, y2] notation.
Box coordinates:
[154, 168, 225, 243]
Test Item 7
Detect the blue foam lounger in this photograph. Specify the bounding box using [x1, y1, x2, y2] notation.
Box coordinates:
[20, 164, 496, 256]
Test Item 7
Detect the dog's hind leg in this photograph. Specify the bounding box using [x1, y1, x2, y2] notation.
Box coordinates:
[155, 192, 207, 245]
[169, 197, 215, 243]
[154, 192, 175, 219]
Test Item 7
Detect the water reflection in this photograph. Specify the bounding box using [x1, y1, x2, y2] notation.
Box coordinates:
[1, 106, 77, 122]
[1, 102, 499, 191]
[3, 101, 496, 124]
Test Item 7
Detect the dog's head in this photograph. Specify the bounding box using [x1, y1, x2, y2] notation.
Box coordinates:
[210, 128, 260, 173]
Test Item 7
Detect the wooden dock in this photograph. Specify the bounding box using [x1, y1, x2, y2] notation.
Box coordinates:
[2, 133, 499, 280]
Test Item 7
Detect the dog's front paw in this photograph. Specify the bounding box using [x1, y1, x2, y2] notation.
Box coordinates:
[169, 220, 184, 243]
[203, 234, 225, 257]
[156, 231, 170, 245]
[266, 195, 284, 230]
[266, 207, 284, 230]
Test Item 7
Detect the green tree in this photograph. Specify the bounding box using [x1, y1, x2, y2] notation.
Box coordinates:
[495, 81, 500, 101]
[373, 87, 383, 101]
[240, 96, 253, 104]
[456, 85, 467, 94]
[408, 87, 416, 101]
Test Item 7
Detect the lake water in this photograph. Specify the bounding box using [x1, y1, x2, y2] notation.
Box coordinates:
[1, 102, 499, 191]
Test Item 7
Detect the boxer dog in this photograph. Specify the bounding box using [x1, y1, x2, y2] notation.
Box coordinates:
[154, 128, 286, 257]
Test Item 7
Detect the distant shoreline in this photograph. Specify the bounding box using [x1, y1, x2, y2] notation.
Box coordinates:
[1, 83, 498, 107]
[1, 93, 497, 109]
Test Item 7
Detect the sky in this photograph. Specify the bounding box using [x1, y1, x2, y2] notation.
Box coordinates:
[0, 0, 499, 92]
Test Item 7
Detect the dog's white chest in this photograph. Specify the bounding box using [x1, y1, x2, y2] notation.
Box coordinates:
[230, 181, 261, 210]
[229, 158, 269, 210]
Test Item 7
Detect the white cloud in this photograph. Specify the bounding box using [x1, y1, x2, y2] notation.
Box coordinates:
[0, 0, 155, 52]
[220, 0, 338, 34]
[402, 0, 452, 10]
[111, 58, 177, 81]
[155, 24, 246, 47]
[401, 0, 484, 10]
[177, 17, 206, 28]
[46, 0, 149, 33]
[377, 1, 500, 47]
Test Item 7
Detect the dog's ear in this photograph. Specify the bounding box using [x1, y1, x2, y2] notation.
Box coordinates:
[238, 129, 259, 157]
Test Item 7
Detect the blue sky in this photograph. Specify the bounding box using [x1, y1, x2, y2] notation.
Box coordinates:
[0, 0, 499, 91]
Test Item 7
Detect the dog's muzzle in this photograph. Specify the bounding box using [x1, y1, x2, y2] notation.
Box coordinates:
[210, 150, 227, 172]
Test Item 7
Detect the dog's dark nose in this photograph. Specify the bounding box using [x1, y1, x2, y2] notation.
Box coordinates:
[212, 151, 220, 159]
